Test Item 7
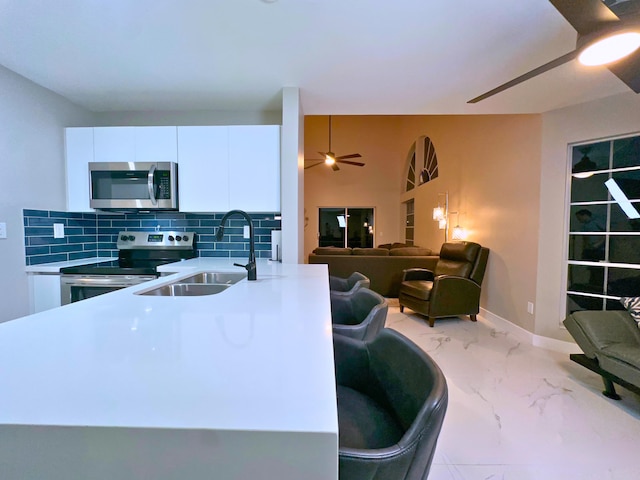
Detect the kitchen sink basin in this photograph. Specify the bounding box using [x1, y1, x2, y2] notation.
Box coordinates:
[137, 283, 230, 297]
[178, 272, 247, 285]
[136, 271, 246, 296]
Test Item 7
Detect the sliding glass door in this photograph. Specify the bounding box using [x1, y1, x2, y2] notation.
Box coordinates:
[319, 207, 374, 248]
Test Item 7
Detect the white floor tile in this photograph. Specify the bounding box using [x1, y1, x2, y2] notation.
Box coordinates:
[386, 305, 640, 479]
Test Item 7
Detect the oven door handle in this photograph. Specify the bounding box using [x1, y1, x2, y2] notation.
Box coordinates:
[148, 164, 158, 206]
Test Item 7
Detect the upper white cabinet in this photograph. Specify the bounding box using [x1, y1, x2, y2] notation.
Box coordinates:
[65, 127, 94, 212]
[93, 127, 177, 163]
[177, 125, 280, 212]
[229, 125, 281, 212]
[65, 125, 279, 213]
[177, 126, 230, 212]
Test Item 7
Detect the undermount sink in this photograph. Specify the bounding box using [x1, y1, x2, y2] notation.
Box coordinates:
[138, 283, 231, 297]
[178, 272, 247, 285]
[136, 271, 246, 296]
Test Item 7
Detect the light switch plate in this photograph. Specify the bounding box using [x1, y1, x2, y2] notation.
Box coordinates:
[243, 225, 250, 239]
[0, 222, 6, 239]
[53, 223, 65, 239]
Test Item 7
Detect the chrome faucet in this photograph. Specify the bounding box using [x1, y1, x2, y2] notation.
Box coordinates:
[215, 210, 257, 281]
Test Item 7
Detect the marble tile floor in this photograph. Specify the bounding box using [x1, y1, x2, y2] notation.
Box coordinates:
[386, 302, 640, 480]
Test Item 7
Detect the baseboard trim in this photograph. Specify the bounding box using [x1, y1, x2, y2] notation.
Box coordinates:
[479, 308, 578, 354]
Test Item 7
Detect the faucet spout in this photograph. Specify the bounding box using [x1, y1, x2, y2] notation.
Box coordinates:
[216, 210, 257, 281]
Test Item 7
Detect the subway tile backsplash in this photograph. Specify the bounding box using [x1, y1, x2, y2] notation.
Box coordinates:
[24, 209, 281, 265]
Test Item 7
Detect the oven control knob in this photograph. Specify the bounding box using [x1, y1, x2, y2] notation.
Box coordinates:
[128, 235, 135, 242]
[176, 235, 182, 242]
[168, 235, 175, 241]
[120, 235, 128, 241]
[182, 235, 189, 241]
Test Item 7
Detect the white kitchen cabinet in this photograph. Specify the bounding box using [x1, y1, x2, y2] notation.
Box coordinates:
[93, 127, 177, 163]
[65, 126, 178, 212]
[65, 127, 94, 212]
[177, 126, 230, 212]
[229, 125, 280, 212]
[177, 125, 280, 212]
[134, 127, 178, 162]
[28, 273, 61, 314]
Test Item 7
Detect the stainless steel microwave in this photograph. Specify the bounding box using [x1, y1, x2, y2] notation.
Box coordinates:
[89, 162, 178, 210]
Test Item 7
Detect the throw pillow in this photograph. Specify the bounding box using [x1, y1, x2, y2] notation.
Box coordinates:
[620, 296, 640, 328]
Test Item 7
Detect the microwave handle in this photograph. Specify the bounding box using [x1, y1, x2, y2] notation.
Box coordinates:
[147, 165, 158, 205]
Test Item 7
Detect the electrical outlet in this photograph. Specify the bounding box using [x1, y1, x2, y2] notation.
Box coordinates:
[243, 225, 250, 239]
[53, 223, 65, 239]
[527, 302, 534, 315]
[0, 222, 6, 239]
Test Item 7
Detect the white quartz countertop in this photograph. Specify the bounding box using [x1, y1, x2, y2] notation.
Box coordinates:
[25, 257, 118, 273]
[2, 258, 337, 436]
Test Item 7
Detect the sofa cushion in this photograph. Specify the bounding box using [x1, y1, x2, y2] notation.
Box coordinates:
[400, 280, 433, 301]
[337, 385, 404, 449]
[620, 296, 640, 329]
[389, 247, 432, 256]
[352, 248, 389, 256]
[313, 247, 352, 256]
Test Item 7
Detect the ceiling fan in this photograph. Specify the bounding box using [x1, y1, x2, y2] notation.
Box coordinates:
[304, 115, 365, 171]
[468, 0, 640, 103]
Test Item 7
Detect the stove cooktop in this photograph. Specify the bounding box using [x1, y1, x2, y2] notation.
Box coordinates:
[60, 231, 198, 276]
[60, 260, 158, 276]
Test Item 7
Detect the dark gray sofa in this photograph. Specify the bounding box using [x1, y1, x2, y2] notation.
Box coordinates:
[309, 245, 439, 297]
[564, 310, 640, 399]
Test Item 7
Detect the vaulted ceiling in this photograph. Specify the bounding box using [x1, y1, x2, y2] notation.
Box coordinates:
[0, 0, 636, 114]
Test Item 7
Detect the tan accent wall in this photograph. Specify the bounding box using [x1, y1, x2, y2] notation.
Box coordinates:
[305, 114, 542, 334]
[304, 116, 407, 259]
[397, 115, 542, 332]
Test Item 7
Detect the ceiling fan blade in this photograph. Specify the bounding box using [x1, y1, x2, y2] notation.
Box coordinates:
[549, 0, 619, 35]
[331, 163, 340, 171]
[335, 153, 362, 160]
[304, 161, 323, 169]
[337, 160, 366, 167]
[607, 49, 640, 93]
[468, 50, 578, 103]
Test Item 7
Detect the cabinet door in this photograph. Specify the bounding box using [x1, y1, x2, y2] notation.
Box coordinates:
[29, 274, 61, 314]
[65, 127, 94, 212]
[93, 127, 135, 163]
[135, 126, 178, 162]
[177, 126, 230, 212]
[228, 125, 280, 211]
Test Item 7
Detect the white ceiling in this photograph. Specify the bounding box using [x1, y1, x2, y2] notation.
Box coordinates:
[0, 0, 634, 114]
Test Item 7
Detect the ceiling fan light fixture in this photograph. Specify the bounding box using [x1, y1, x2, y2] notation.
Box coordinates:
[324, 153, 336, 165]
[578, 30, 640, 66]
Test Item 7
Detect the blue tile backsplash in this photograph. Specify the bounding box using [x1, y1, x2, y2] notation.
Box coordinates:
[24, 209, 281, 265]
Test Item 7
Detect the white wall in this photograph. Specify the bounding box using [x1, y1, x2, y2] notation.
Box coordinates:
[0, 65, 95, 323]
[537, 91, 640, 340]
[95, 110, 281, 126]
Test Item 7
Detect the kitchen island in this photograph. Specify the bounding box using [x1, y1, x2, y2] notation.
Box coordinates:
[0, 258, 338, 480]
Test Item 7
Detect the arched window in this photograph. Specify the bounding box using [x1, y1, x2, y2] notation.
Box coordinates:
[405, 135, 438, 192]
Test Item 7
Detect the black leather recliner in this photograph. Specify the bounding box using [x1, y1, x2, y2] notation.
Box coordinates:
[332, 288, 388, 341]
[399, 241, 489, 327]
[334, 328, 448, 480]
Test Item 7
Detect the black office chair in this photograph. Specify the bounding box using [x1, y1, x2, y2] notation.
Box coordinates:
[334, 328, 448, 480]
[329, 271, 371, 297]
[331, 288, 388, 341]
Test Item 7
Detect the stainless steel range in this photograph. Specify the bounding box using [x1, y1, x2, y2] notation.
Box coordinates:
[60, 231, 197, 305]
